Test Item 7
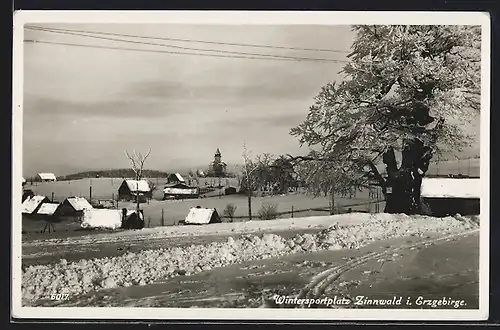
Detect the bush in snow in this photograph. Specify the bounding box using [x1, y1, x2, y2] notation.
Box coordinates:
[258, 203, 278, 220]
[223, 203, 237, 223]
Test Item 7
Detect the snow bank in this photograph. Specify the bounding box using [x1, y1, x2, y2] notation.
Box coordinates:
[22, 214, 479, 303]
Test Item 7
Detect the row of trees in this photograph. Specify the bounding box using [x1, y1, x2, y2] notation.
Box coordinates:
[239, 147, 299, 195]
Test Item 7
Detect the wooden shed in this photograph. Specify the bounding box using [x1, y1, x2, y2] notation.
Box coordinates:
[118, 179, 152, 202]
[421, 177, 480, 217]
[183, 207, 221, 225]
[163, 183, 199, 200]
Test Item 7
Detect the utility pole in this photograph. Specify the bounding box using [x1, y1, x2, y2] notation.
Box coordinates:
[136, 181, 140, 216]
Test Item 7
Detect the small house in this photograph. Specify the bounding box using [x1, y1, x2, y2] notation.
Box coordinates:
[163, 183, 199, 200]
[38, 173, 57, 182]
[35, 203, 60, 221]
[167, 173, 186, 184]
[22, 195, 51, 216]
[421, 177, 480, 217]
[224, 186, 237, 195]
[35, 203, 61, 233]
[120, 208, 145, 229]
[37, 203, 59, 217]
[22, 189, 35, 203]
[184, 207, 221, 225]
[21, 177, 26, 186]
[57, 197, 93, 218]
[81, 209, 122, 230]
[118, 179, 152, 202]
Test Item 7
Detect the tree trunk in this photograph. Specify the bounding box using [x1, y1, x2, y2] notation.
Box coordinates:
[329, 184, 335, 215]
[247, 190, 252, 220]
[383, 140, 433, 215]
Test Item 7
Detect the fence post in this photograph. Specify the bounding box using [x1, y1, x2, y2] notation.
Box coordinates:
[89, 185, 92, 202]
[51, 192, 54, 202]
[148, 216, 151, 228]
[291, 206, 294, 218]
[161, 209, 164, 227]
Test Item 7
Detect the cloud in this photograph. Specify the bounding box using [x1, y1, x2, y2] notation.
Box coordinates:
[23, 94, 193, 119]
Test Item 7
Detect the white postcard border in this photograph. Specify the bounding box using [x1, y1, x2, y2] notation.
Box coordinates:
[12, 10, 491, 321]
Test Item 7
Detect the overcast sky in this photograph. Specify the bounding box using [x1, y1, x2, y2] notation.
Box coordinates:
[22, 23, 479, 177]
[23, 24, 354, 176]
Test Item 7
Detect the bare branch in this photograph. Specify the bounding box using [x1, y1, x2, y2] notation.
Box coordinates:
[125, 148, 152, 180]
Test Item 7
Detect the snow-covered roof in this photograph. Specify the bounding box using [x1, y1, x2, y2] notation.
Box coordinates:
[184, 207, 220, 225]
[421, 178, 481, 199]
[65, 197, 93, 211]
[124, 209, 144, 221]
[168, 173, 185, 182]
[37, 203, 59, 216]
[164, 186, 198, 195]
[22, 177, 26, 183]
[22, 195, 49, 214]
[124, 179, 151, 192]
[38, 173, 56, 180]
[81, 209, 122, 230]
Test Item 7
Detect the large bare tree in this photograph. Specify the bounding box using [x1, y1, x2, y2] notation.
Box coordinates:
[124, 148, 152, 215]
[241, 143, 258, 220]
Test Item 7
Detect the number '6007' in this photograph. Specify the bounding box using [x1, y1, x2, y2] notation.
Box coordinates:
[50, 294, 69, 300]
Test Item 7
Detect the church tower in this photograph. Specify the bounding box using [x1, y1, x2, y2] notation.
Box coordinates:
[214, 148, 221, 164]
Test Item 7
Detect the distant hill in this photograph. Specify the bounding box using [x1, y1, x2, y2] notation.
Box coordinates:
[57, 169, 170, 181]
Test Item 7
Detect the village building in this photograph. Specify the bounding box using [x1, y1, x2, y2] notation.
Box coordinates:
[36, 203, 60, 217]
[56, 196, 93, 218]
[21, 195, 51, 216]
[163, 182, 199, 200]
[224, 186, 238, 195]
[37, 173, 57, 182]
[420, 177, 480, 217]
[183, 207, 222, 225]
[167, 173, 186, 185]
[118, 179, 152, 202]
[81, 208, 123, 230]
[121, 209, 145, 229]
[35, 203, 61, 232]
[22, 189, 35, 203]
[207, 148, 227, 177]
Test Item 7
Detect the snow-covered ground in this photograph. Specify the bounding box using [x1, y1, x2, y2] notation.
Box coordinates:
[22, 213, 479, 304]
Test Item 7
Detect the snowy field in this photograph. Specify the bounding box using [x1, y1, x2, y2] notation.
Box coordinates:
[22, 213, 479, 305]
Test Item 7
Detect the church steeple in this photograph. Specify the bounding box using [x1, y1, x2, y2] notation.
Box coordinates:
[214, 148, 221, 163]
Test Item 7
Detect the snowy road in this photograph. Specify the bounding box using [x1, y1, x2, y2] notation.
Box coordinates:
[32, 230, 479, 308]
[22, 213, 479, 306]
